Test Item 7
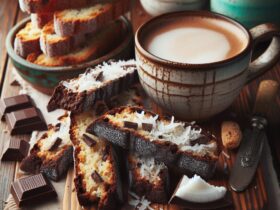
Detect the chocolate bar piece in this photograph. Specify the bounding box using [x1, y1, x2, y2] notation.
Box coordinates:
[10, 173, 57, 207]
[6, 107, 47, 135]
[82, 133, 97, 147]
[1, 138, 30, 161]
[142, 123, 153, 132]
[0, 94, 33, 120]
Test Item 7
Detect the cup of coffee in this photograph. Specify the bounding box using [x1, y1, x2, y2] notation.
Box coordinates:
[135, 11, 280, 120]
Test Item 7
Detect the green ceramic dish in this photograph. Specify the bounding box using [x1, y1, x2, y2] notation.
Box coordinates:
[6, 16, 134, 95]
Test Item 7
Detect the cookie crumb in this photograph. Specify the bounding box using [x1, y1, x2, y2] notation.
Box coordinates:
[221, 121, 242, 149]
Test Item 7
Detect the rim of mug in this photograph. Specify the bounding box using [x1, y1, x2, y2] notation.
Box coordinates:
[135, 10, 253, 70]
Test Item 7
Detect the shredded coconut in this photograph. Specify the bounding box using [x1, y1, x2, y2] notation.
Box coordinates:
[40, 115, 71, 151]
[128, 192, 154, 210]
[138, 156, 165, 182]
[62, 60, 136, 92]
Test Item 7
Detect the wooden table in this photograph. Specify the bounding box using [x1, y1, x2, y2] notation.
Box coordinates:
[0, 1, 279, 210]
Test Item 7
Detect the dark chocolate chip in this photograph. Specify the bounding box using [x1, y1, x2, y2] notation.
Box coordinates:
[102, 145, 110, 161]
[1, 138, 30, 161]
[10, 173, 57, 207]
[10, 80, 20, 86]
[95, 72, 104, 81]
[142, 123, 153, 132]
[91, 170, 103, 183]
[124, 121, 138, 130]
[82, 134, 97, 147]
[49, 137, 62, 151]
[190, 136, 209, 146]
[54, 123, 61, 131]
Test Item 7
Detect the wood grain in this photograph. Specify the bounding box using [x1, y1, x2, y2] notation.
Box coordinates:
[0, 8, 28, 209]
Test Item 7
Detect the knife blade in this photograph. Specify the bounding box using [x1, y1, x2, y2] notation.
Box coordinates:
[229, 80, 279, 192]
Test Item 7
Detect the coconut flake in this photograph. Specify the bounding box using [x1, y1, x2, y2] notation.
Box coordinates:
[62, 60, 136, 92]
[40, 115, 71, 151]
[175, 175, 227, 203]
[138, 156, 165, 182]
[128, 193, 154, 210]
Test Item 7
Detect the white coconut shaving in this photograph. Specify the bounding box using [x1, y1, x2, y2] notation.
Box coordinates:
[138, 156, 166, 182]
[40, 115, 71, 151]
[175, 175, 227, 203]
[128, 192, 154, 210]
[62, 60, 136, 92]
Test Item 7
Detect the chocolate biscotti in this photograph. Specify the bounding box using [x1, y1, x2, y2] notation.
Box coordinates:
[87, 106, 220, 178]
[20, 113, 73, 181]
[128, 153, 169, 203]
[70, 111, 123, 209]
[47, 60, 138, 113]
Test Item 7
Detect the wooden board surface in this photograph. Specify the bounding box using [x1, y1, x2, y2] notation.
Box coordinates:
[0, 0, 279, 210]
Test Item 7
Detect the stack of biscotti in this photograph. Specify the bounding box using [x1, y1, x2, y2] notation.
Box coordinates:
[70, 111, 124, 209]
[47, 60, 138, 113]
[87, 106, 220, 178]
[20, 113, 73, 181]
[16, 0, 130, 65]
[127, 153, 169, 203]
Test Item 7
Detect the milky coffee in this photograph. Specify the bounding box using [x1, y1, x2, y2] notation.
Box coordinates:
[144, 16, 248, 64]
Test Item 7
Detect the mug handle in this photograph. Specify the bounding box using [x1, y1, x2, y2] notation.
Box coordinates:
[247, 23, 280, 83]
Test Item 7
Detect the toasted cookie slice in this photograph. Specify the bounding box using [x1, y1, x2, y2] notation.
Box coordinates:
[14, 22, 41, 58]
[128, 153, 169, 203]
[47, 60, 137, 113]
[20, 113, 73, 181]
[31, 13, 53, 28]
[54, 0, 129, 36]
[87, 106, 220, 178]
[70, 111, 123, 209]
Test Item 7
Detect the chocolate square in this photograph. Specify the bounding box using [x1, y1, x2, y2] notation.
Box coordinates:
[1, 138, 30, 161]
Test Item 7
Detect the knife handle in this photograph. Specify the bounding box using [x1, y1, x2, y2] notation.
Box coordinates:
[254, 80, 279, 118]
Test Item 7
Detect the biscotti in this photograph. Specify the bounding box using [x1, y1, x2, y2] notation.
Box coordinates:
[27, 20, 122, 66]
[31, 13, 53, 28]
[54, 0, 129, 36]
[87, 106, 220, 178]
[20, 113, 73, 181]
[70, 111, 123, 209]
[14, 22, 41, 58]
[128, 153, 169, 203]
[40, 21, 86, 57]
[47, 60, 138, 113]
[19, 0, 102, 13]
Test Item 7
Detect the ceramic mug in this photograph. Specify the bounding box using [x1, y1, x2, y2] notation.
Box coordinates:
[140, 0, 207, 16]
[211, 0, 280, 28]
[135, 11, 280, 121]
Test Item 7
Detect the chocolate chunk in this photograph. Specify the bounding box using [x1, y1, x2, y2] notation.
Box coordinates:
[82, 134, 97, 147]
[10, 173, 57, 207]
[124, 121, 138, 130]
[1, 138, 30, 161]
[190, 136, 209, 146]
[142, 123, 153, 132]
[95, 71, 104, 81]
[102, 145, 110, 161]
[0, 95, 33, 120]
[91, 170, 103, 183]
[6, 107, 48, 135]
[49, 137, 62, 151]
[54, 123, 61, 131]
[10, 80, 20, 86]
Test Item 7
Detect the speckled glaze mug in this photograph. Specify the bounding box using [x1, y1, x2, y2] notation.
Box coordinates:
[135, 11, 280, 120]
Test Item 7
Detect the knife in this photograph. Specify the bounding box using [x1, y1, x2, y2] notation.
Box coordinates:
[229, 80, 279, 192]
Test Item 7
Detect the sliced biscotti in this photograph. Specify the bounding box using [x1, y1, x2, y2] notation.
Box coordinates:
[31, 13, 53, 28]
[70, 111, 123, 209]
[27, 19, 122, 66]
[20, 113, 73, 181]
[128, 153, 169, 203]
[47, 60, 138, 113]
[40, 21, 86, 57]
[19, 0, 102, 13]
[14, 22, 41, 58]
[87, 106, 220, 178]
[54, 0, 129, 36]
